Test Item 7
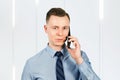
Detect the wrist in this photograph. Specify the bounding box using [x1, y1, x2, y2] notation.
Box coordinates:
[75, 57, 83, 64]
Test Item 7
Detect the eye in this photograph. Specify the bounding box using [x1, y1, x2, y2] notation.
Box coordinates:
[63, 27, 66, 29]
[53, 27, 58, 29]
[52, 26, 58, 29]
[63, 27, 69, 30]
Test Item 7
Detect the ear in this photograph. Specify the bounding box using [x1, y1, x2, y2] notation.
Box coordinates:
[44, 25, 47, 33]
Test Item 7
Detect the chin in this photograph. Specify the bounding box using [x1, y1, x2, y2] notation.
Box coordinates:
[55, 42, 64, 46]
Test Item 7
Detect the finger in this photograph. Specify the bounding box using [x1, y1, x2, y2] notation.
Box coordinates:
[68, 37, 77, 42]
[67, 36, 80, 48]
[69, 38, 79, 46]
[72, 41, 79, 48]
[68, 36, 76, 39]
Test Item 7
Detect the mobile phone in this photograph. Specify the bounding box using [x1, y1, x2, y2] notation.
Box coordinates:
[67, 28, 71, 48]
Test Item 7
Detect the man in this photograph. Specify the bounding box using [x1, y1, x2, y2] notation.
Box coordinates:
[22, 8, 100, 80]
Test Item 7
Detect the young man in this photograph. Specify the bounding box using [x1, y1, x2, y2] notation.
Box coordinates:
[22, 8, 100, 80]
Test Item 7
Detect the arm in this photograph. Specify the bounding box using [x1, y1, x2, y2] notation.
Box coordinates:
[78, 51, 100, 80]
[21, 60, 32, 80]
[67, 36, 100, 80]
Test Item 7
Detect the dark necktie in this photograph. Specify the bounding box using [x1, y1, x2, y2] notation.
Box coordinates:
[55, 51, 65, 80]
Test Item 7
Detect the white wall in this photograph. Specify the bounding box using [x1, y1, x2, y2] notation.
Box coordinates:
[0, 0, 12, 79]
[0, 0, 120, 80]
[100, 0, 120, 79]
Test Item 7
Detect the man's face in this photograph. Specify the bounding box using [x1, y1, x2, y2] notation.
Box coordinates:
[44, 15, 70, 47]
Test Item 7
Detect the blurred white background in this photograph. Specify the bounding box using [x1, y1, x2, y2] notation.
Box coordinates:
[0, 0, 120, 80]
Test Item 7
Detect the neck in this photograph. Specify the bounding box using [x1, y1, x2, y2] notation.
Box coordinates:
[48, 43, 64, 51]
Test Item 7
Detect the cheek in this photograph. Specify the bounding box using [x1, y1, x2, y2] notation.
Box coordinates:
[64, 31, 69, 36]
[48, 31, 55, 37]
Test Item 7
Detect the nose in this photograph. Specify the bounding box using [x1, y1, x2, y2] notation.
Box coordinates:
[57, 29, 63, 36]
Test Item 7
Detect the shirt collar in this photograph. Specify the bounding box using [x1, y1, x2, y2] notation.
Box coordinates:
[45, 44, 70, 59]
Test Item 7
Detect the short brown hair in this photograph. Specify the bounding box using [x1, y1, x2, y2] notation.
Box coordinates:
[46, 8, 70, 23]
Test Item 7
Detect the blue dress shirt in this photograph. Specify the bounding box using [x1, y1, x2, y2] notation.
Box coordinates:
[21, 44, 100, 80]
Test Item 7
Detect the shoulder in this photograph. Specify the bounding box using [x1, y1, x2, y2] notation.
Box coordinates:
[26, 48, 47, 64]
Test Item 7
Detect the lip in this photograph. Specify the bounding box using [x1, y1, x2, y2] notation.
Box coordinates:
[56, 38, 64, 41]
[56, 39, 63, 40]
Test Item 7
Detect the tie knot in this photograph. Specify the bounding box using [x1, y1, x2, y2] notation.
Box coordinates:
[55, 51, 63, 58]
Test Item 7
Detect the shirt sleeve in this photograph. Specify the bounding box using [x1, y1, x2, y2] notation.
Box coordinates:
[78, 51, 101, 80]
[21, 60, 32, 80]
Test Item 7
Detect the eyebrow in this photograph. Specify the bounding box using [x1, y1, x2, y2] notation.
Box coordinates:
[51, 25, 70, 28]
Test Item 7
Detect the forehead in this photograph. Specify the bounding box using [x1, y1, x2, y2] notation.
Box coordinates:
[47, 15, 70, 26]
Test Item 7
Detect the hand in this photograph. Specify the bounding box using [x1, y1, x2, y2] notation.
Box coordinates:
[66, 36, 83, 64]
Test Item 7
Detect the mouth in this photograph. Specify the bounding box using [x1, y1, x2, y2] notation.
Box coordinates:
[56, 39, 63, 41]
[56, 38, 65, 42]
